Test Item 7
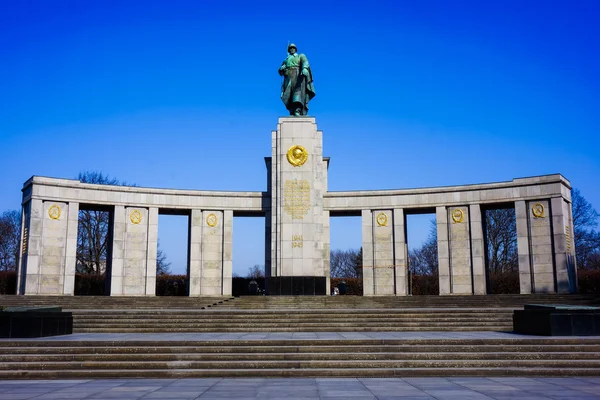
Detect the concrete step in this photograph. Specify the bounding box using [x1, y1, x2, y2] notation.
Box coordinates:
[3, 367, 600, 379]
[73, 320, 510, 327]
[2, 344, 597, 354]
[1, 338, 596, 377]
[73, 325, 512, 333]
[1, 338, 598, 379]
[2, 294, 598, 310]
[74, 315, 512, 326]
[2, 351, 599, 363]
[4, 359, 600, 371]
[72, 320, 511, 327]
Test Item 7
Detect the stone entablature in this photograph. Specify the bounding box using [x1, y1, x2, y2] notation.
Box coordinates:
[22, 176, 265, 213]
[324, 175, 570, 212]
[17, 118, 577, 297]
[24, 174, 570, 215]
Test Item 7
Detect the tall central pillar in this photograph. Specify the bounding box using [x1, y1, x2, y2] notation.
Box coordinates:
[266, 117, 328, 295]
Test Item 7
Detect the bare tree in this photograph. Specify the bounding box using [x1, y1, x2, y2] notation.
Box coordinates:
[247, 264, 265, 278]
[0, 210, 21, 271]
[76, 171, 139, 274]
[573, 189, 600, 269]
[484, 208, 518, 273]
[330, 248, 361, 278]
[76, 172, 121, 274]
[156, 241, 172, 275]
[408, 220, 438, 275]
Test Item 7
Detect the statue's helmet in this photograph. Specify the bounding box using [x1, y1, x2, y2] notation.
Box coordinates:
[288, 43, 297, 51]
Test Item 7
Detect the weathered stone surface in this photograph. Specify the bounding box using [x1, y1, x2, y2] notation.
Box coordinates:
[17, 118, 576, 297]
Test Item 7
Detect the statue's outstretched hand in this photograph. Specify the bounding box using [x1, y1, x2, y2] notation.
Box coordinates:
[302, 68, 309, 77]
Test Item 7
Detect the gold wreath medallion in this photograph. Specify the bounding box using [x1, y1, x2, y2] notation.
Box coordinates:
[532, 203, 545, 218]
[376, 212, 388, 227]
[206, 213, 218, 227]
[451, 209, 464, 223]
[48, 204, 61, 220]
[286, 145, 308, 167]
[129, 210, 142, 224]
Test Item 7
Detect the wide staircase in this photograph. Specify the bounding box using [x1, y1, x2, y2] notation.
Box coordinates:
[0, 338, 599, 378]
[1, 294, 599, 378]
[0, 294, 598, 333]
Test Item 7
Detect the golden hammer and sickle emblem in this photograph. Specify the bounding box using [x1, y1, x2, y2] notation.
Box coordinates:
[532, 203, 545, 218]
[206, 213, 218, 227]
[286, 145, 308, 167]
[130, 210, 142, 224]
[451, 209, 464, 223]
[376, 212, 388, 227]
[48, 204, 61, 220]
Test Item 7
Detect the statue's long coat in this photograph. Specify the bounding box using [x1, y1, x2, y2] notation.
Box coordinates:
[280, 54, 315, 115]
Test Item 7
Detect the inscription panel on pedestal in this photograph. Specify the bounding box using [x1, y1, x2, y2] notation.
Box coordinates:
[284, 179, 311, 219]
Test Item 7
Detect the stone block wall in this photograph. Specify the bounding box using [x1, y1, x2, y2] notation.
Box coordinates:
[448, 206, 473, 295]
[436, 206, 451, 294]
[393, 209, 408, 296]
[469, 205, 486, 295]
[18, 200, 78, 295]
[528, 200, 555, 293]
[361, 209, 408, 296]
[111, 207, 152, 296]
[269, 117, 326, 279]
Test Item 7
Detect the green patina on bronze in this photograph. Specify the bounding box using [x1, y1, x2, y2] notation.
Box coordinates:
[278, 43, 316, 116]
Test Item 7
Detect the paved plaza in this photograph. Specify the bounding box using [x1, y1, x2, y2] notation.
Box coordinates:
[1, 377, 600, 400]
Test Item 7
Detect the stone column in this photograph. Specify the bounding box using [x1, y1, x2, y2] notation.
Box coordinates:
[515, 200, 532, 294]
[188, 209, 203, 296]
[527, 200, 555, 293]
[38, 201, 69, 294]
[223, 210, 233, 296]
[16, 203, 27, 295]
[144, 207, 158, 296]
[269, 117, 325, 279]
[323, 210, 331, 292]
[201, 210, 224, 295]
[372, 209, 395, 295]
[448, 206, 473, 294]
[110, 205, 126, 296]
[361, 209, 374, 296]
[393, 209, 408, 296]
[436, 206, 451, 295]
[566, 198, 578, 291]
[110, 207, 149, 296]
[18, 199, 40, 294]
[469, 204, 486, 295]
[63, 202, 79, 295]
[550, 197, 577, 293]
[19, 199, 75, 295]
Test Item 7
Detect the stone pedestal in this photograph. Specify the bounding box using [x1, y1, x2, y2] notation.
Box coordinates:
[515, 199, 577, 294]
[110, 206, 156, 296]
[267, 117, 327, 291]
[18, 200, 78, 295]
[188, 209, 232, 296]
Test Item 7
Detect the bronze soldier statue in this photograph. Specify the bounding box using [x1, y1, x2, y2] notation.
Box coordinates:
[278, 44, 316, 116]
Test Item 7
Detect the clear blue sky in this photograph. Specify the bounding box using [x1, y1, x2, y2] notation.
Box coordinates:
[1, 1, 598, 276]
